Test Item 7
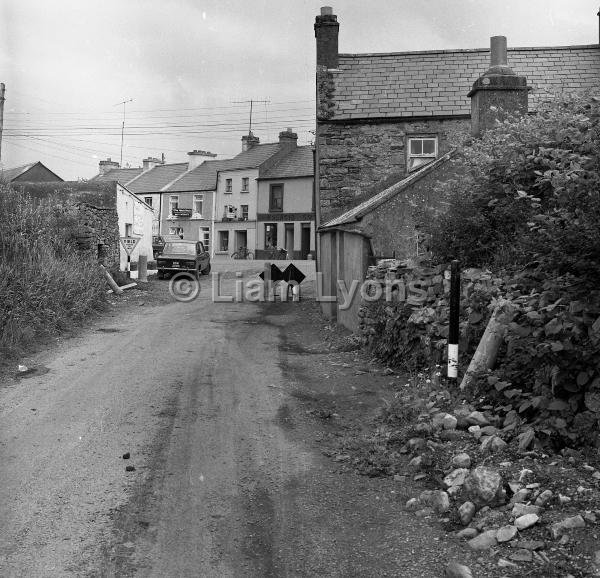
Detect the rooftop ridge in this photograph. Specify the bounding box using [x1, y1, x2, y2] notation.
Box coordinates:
[338, 44, 600, 59]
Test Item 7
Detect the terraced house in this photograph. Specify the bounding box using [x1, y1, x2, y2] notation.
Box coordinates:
[93, 129, 315, 258]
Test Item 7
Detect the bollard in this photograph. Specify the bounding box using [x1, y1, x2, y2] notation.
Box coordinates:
[138, 254, 148, 282]
[448, 260, 460, 382]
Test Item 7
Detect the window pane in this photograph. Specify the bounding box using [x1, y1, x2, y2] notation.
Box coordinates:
[410, 140, 422, 155]
[423, 139, 436, 155]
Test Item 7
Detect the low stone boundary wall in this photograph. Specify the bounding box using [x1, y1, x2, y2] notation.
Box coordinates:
[358, 260, 503, 371]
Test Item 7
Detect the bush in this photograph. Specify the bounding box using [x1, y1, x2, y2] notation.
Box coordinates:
[0, 187, 106, 356]
[418, 92, 600, 447]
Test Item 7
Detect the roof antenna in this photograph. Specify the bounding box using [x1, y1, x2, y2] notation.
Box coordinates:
[114, 98, 133, 167]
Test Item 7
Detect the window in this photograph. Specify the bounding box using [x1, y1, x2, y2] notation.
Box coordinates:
[219, 230, 229, 252]
[193, 194, 203, 218]
[169, 195, 179, 216]
[240, 205, 249, 220]
[407, 137, 437, 172]
[200, 227, 210, 249]
[241, 177, 249, 192]
[269, 184, 283, 212]
[265, 223, 277, 248]
[144, 196, 153, 207]
[125, 223, 133, 236]
[225, 178, 232, 193]
[169, 226, 184, 237]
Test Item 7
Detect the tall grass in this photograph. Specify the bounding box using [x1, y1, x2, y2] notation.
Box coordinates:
[0, 186, 106, 356]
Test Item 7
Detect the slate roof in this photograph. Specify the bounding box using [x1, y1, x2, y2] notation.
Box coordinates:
[164, 160, 231, 192]
[327, 45, 600, 120]
[91, 167, 144, 184]
[220, 143, 283, 172]
[321, 152, 453, 229]
[1, 161, 62, 182]
[124, 163, 188, 194]
[258, 146, 314, 180]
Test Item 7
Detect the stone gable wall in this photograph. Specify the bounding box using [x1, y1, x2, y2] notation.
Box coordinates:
[317, 117, 468, 223]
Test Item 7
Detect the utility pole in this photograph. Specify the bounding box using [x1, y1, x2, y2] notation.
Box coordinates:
[114, 98, 133, 167]
[0, 83, 6, 164]
[232, 98, 270, 133]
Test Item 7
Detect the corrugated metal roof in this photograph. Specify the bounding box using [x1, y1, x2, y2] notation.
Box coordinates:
[321, 152, 453, 228]
[323, 45, 600, 120]
[258, 146, 314, 179]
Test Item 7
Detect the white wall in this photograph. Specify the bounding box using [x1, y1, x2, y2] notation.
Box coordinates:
[117, 184, 154, 270]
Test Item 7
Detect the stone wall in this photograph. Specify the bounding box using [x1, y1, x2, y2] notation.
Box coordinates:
[317, 117, 468, 223]
[358, 259, 502, 370]
[75, 203, 120, 269]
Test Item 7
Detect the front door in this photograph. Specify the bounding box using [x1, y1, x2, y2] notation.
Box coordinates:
[300, 224, 311, 259]
[285, 224, 294, 258]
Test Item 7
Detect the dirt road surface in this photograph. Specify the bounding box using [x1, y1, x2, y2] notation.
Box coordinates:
[0, 270, 475, 577]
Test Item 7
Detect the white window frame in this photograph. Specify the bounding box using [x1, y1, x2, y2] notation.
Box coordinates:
[144, 196, 153, 207]
[169, 226, 183, 237]
[407, 136, 438, 172]
[241, 177, 249, 192]
[200, 226, 210, 249]
[193, 194, 203, 219]
[240, 204, 249, 221]
[225, 178, 232, 193]
[169, 195, 179, 218]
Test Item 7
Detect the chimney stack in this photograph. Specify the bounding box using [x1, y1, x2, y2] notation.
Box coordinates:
[468, 36, 530, 137]
[98, 157, 120, 175]
[187, 149, 217, 170]
[314, 7, 339, 69]
[241, 131, 260, 152]
[142, 156, 163, 171]
[278, 127, 298, 150]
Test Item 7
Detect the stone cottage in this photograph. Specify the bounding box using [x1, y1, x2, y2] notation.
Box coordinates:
[314, 6, 600, 225]
[314, 5, 600, 330]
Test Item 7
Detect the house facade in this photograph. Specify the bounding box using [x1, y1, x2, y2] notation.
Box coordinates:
[314, 7, 600, 225]
[314, 6, 600, 330]
[256, 145, 315, 259]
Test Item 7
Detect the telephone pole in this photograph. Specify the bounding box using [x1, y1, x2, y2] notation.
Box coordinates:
[232, 98, 270, 133]
[0, 83, 6, 164]
[114, 98, 133, 166]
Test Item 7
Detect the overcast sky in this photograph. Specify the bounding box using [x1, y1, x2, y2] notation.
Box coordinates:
[1, 0, 598, 180]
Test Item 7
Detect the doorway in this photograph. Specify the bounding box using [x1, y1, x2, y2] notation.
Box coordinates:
[300, 223, 311, 259]
[234, 230, 247, 252]
[285, 224, 294, 258]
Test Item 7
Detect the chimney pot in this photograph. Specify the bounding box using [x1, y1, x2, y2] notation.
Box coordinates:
[490, 36, 508, 68]
[321, 6, 333, 15]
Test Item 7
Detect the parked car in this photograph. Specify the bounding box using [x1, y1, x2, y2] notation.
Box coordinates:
[152, 235, 166, 258]
[156, 240, 211, 279]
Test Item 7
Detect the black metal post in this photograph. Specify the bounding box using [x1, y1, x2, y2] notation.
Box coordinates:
[448, 260, 460, 381]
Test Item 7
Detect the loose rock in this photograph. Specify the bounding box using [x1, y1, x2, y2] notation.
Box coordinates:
[512, 503, 541, 517]
[467, 529, 498, 550]
[515, 513, 539, 530]
[535, 489, 553, 507]
[496, 525, 518, 542]
[509, 549, 533, 562]
[466, 411, 490, 426]
[452, 453, 471, 469]
[549, 515, 586, 539]
[464, 466, 505, 507]
[444, 468, 469, 490]
[458, 501, 477, 525]
[444, 561, 473, 578]
[419, 490, 450, 514]
[456, 527, 479, 540]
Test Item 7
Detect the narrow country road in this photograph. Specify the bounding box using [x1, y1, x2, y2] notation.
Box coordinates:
[0, 269, 473, 577]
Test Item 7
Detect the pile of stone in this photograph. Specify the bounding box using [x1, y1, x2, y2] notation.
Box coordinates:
[401, 405, 600, 573]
